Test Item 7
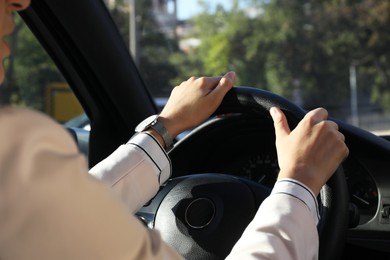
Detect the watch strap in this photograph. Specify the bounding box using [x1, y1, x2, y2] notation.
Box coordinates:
[151, 117, 173, 150]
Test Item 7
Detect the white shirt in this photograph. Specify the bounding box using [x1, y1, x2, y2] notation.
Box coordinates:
[90, 130, 319, 260]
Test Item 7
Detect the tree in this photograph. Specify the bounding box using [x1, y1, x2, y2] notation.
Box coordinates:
[182, 0, 390, 119]
[0, 14, 63, 111]
[187, 0, 268, 88]
[108, 0, 180, 97]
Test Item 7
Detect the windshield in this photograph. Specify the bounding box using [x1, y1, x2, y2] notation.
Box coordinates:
[104, 0, 390, 134]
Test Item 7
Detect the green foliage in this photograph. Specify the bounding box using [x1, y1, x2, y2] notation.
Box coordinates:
[174, 0, 390, 118]
[5, 0, 390, 121]
[0, 15, 63, 110]
[169, 51, 204, 86]
[106, 0, 181, 97]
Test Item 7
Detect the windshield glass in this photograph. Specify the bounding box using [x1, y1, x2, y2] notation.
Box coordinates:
[107, 0, 390, 134]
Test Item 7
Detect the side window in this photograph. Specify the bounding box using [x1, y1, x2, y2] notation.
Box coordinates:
[106, 0, 390, 135]
[0, 14, 85, 127]
[105, 0, 180, 99]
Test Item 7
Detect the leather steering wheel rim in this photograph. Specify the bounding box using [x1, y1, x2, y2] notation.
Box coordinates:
[214, 86, 349, 260]
[137, 86, 349, 260]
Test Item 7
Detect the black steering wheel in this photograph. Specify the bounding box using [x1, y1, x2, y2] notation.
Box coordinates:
[137, 86, 349, 260]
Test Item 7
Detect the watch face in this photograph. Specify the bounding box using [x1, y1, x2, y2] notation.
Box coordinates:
[135, 115, 159, 132]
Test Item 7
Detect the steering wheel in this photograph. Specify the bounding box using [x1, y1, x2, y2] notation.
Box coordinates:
[137, 87, 349, 260]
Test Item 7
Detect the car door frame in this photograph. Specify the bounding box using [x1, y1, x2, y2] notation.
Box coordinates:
[19, 0, 158, 167]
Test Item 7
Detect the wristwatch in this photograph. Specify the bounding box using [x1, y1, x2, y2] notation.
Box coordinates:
[135, 115, 173, 150]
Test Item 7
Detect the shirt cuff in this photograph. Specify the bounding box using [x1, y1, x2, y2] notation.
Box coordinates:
[271, 178, 320, 225]
[128, 132, 172, 184]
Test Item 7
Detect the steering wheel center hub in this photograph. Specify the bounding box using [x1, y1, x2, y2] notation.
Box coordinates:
[185, 198, 215, 229]
[153, 174, 266, 259]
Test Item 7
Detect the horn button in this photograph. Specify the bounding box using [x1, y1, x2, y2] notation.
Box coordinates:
[185, 197, 215, 229]
[154, 174, 269, 259]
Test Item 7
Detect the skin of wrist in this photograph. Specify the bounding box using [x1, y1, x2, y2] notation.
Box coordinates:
[157, 116, 180, 140]
[278, 169, 321, 196]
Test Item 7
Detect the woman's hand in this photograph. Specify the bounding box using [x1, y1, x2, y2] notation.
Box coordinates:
[270, 107, 349, 196]
[159, 71, 236, 139]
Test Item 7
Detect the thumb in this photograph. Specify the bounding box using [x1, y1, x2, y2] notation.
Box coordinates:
[270, 107, 290, 138]
[213, 71, 236, 95]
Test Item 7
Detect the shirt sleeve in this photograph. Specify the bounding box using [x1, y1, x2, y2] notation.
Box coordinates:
[0, 108, 183, 260]
[89, 132, 172, 213]
[88, 120, 319, 259]
[226, 178, 319, 260]
[271, 178, 320, 225]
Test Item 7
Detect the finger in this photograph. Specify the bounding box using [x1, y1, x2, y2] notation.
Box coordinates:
[210, 71, 236, 96]
[207, 76, 225, 82]
[333, 136, 349, 160]
[305, 107, 329, 124]
[317, 120, 338, 131]
[330, 123, 345, 141]
[224, 71, 236, 82]
[338, 131, 345, 142]
[342, 143, 349, 158]
[327, 120, 339, 131]
[193, 76, 224, 81]
[191, 76, 221, 94]
[270, 107, 291, 138]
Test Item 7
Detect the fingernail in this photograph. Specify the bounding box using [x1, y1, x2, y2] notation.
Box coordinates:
[270, 107, 276, 116]
[225, 71, 236, 81]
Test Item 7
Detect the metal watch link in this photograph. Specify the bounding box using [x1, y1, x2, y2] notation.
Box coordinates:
[135, 115, 173, 150]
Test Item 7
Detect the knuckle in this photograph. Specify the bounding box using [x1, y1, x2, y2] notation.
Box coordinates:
[334, 138, 349, 158]
[342, 144, 350, 157]
[319, 107, 328, 116]
[197, 77, 207, 84]
[188, 76, 197, 82]
[313, 120, 328, 131]
[318, 120, 336, 133]
[304, 113, 318, 125]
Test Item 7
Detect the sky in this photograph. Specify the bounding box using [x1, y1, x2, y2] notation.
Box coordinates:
[176, 0, 234, 20]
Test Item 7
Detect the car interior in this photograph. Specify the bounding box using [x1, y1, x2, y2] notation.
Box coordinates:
[1, 0, 390, 259]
